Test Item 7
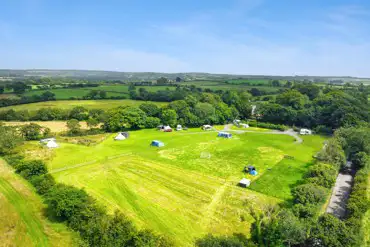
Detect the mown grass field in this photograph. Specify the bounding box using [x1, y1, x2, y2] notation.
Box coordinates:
[4, 121, 90, 132]
[0, 159, 78, 247]
[24, 88, 125, 99]
[0, 99, 166, 112]
[22, 129, 324, 246]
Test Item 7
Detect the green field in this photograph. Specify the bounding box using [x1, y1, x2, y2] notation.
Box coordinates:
[23, 129, 325, 246]
[24, 88, 126, 99]
[0, 99, 166, 112]
[0, 159, 77, 247]
[23, 85, 175, 100]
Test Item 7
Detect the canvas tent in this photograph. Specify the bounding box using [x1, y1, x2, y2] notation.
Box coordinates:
[202, 125, 213, 131]
[114, 133, 126, 140]
[163, 126, 172, 132]
[239, 178, 251, 188]
[300, 129, 312, 135]
[46, 140, 59, 148]
[218, 132, 232, 138]
[121, 132, 129, 138]
[151, 140, 164, 147]
[40, 138, 56, 143]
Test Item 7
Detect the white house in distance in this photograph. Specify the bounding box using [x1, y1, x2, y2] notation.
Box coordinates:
[300, 128, 312, 135]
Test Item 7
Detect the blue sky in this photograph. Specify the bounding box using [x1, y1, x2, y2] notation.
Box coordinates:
[1, 0, 370, 76]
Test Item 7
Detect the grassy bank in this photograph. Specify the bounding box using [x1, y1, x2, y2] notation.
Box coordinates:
[0, 159, 78, 247]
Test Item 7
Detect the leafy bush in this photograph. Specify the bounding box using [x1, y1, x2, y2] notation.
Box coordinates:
[45, 184, 94, 221]
[15, 160, 48, 179]
[292, 184, 327, 205]
[30, 174, 56, 194]
[309, 214, 358, 247]
[145, 117, 161, 128]
[3, 154, 25, 167]
[305, 163, 337, 189]
[292, 203, 319, 219]
[316, 139, 346, 169]
[256, 122, 288, 131]
[196, 234, 255, 247]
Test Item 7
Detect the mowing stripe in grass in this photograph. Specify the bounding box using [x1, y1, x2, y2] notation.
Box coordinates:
[0, 178, 49, 247]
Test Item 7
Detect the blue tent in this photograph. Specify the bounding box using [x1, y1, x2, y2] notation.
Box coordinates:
[250, 170, 258, 176]
[151, 140, 164, 147]
[217, 132, 232, 138]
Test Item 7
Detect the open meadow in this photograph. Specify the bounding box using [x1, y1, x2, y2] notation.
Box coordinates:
[22, 128, 325, 246]
[0, 99, 166, 112]
[0, 159, 77, 247]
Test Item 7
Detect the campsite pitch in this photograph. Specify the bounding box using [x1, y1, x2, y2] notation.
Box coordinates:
[27, 129, 324, 246]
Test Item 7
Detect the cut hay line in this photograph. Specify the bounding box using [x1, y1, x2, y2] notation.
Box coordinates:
[0, 159, 77, 247]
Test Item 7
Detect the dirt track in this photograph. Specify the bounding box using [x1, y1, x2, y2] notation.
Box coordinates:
[326, 162, 354, 218]
[224, 124, 303, 144]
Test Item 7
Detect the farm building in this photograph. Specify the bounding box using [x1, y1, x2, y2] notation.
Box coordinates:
[46, 140, 59, 148]
[114, 133, 126, 141]
[151, 140, 164, 147]
[176, 125, 183, 131]
[239, 178, 251, 188]
[202, 125, 213, 131]
[300, 129, 312, 135]
[218, 132, 232, 138]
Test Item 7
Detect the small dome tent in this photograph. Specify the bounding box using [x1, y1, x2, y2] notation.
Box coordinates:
[151, 140, 164, 147]
[114, 133, 126, 141]
[217, 132, 232, 138]
[46, 140, 59, 148]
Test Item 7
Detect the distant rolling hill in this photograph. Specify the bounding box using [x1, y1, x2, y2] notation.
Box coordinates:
[0, 69, 369, 83]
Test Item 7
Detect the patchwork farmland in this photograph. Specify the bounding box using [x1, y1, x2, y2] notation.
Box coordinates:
[23, 128, 325, 246]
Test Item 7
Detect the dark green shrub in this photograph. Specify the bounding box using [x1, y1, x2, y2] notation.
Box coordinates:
[305, 163, 337, 188]
[292, 184, 327, 205]
[15, 160, 48, 179]
[30, 174, 56, 195]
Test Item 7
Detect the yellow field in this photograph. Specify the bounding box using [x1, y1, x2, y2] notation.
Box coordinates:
[3, 121, 90, 133]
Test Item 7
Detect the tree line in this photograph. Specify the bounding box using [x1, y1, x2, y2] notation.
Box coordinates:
[1, 82, 369, 133]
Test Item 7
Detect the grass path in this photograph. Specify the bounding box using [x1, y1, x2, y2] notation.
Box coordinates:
[0, 159, 77, 247]
[200, 179, 229, 230]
